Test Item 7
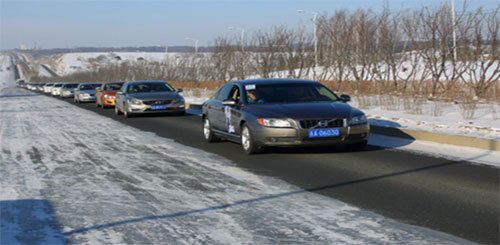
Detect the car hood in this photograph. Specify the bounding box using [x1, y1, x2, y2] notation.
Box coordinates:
[129, 92, 181, 101]
[245, 102, 360, 119]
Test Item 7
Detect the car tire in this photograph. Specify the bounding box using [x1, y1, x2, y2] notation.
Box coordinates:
[203, 117, 219, 143]
[123, 104, 133, 118]
[345, 140, 368, 151]
[115, 104, 122, 115]
[241, 123, 260, 154]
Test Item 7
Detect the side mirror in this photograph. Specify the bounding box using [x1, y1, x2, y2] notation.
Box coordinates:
[222, 99, 237, 106]
[177, 88, 183, 93]
[340, 94, 351, 102]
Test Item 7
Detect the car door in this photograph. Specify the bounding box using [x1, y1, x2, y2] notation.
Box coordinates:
[225, 85, 243, 136]
[210, 84, 233, 131]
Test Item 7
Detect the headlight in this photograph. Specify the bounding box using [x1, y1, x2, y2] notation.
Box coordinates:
[257, 118, 292, 128]
[128, 98, 142, 105]
[351, 115, 367, 125]
[173, 97, 185, 104]
[104, 94, 113, 99]
[81, 93, 90, 97]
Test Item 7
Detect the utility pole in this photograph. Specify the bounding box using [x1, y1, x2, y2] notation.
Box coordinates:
[451, 0, 457, 61]
[297, 10, 319, 68]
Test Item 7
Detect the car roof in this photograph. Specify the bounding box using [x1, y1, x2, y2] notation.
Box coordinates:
[230, 78, 319, 86]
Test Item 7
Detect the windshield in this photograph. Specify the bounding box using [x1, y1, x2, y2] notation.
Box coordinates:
[127, 82, 174, 93]
[79, 84, 101, 90]
[245, 83, 339, 104]
[104, 83, 123, 91]
[63, 84, 78, 88]
[54, 84, 63, 87]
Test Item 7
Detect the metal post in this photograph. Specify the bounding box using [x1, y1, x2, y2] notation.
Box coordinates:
[452, 0, 457, 61]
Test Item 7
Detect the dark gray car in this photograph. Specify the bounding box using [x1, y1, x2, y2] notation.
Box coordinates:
[114, 80, 185, 118]
[202, 79, 370, 154]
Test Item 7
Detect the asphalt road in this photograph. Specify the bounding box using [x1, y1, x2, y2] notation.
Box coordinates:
[62, 97, 498, 244]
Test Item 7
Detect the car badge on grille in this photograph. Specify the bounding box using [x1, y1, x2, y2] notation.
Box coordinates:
[154, 101, 162, 105]
[318, 120, 328, 127]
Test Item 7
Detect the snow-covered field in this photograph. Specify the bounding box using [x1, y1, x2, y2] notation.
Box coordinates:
[0, 54, 482, 243]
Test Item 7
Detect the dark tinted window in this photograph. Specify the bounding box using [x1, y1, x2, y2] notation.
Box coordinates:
[79, 84, 101, 90]
[63, 83, 78, 88]
[215, 84, 233, 101]
[104, 83, 123, 91]
[126, 82, 174, 93]
[245, 83, 339, 104]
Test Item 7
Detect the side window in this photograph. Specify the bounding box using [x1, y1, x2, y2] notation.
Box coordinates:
[215, 84, 233, 101]
[229, 86, 240, 102]
[122, 84, 128, 93]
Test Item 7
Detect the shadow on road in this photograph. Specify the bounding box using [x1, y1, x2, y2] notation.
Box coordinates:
[0, 199, 65, 244]
[62, 159, 458, 237]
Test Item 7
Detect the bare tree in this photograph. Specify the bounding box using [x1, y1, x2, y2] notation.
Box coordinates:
[460, 6, 500, 98]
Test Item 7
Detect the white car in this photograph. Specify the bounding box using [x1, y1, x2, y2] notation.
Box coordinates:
[51, 83, 63, 96]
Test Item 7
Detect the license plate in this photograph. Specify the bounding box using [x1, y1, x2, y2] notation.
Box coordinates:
[308, 128, 340, 138]
[151, 105, 167, 110]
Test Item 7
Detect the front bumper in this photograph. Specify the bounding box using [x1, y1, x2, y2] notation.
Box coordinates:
[251, 123, 370, 147]
[127, 103, 185, 114]
[103, 98, 115, 106]
[79, 95, 96, 102]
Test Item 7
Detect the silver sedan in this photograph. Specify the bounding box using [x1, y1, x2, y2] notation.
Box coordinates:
[114, 80, 185, 118]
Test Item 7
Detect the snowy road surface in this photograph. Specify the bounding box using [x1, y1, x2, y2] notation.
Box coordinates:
[0, 55, 475, 243]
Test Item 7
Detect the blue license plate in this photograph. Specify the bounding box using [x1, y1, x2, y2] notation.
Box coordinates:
[308, 128, 340, 138]
[151, 105, 167, 110]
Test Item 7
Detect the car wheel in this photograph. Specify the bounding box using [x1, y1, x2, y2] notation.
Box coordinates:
[345, 140, 368, 151]
[115, 104, 122, 115]
[203, 117, 219, 142]
[241, 124, 259, 154]
[123, 104, 133, 118]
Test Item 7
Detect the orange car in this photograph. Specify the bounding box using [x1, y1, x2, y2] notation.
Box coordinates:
[96, 82, 124, 108]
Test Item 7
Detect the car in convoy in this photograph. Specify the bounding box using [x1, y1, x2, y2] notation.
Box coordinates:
[95, 82, 124, 108]
[60, 83, 79, 98]
[202, 79, 370, 154]
[114, 80, 185, 118]
[51, 83, 64, 96]
[74, 83, 102, 103]
[16, 79, 26, 88]
[43, 83, 54, 93]
[36, 83, 46, 92]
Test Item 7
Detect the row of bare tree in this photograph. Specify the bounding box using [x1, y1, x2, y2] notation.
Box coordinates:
[34, 3, 499, 100]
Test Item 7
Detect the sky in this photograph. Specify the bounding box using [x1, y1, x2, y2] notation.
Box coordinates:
[1, 0, 498, 50]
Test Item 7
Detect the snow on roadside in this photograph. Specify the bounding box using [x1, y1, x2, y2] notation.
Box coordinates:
[0, 55, 470, 244]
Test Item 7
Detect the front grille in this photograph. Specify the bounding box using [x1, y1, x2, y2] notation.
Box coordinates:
[299, 118, 344, 129]
[143, 100, 172, 105]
